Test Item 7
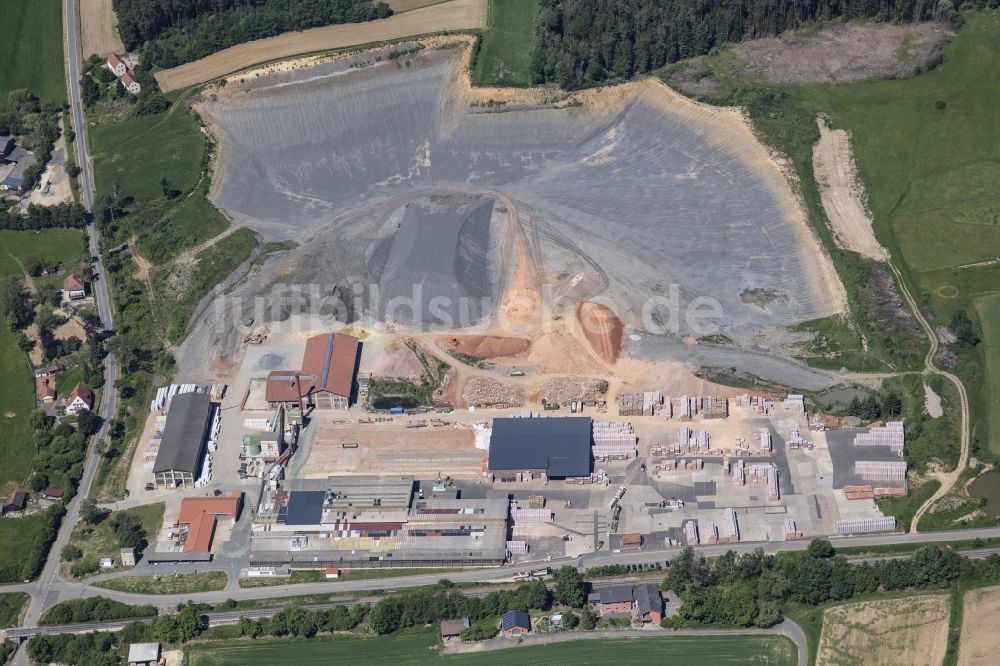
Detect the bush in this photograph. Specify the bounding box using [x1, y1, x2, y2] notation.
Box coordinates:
[461, 621, 497, 641]
[61, 544, 83, 562]
[40, 598, 157, 625]
[69, 557, 99, 578]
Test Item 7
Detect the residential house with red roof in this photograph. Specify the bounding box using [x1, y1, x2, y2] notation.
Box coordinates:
[66, 383, 93, 415]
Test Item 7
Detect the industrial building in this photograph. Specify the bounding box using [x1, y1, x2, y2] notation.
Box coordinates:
[250, 475, 509, 568]
[487, 416, 593, 479]
[153, 392, 214, 488]
[175, 492, 243, 554]
[266, 332, 360, 410]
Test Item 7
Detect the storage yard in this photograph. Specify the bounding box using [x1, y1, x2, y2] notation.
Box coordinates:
[816, 594, 951, 666]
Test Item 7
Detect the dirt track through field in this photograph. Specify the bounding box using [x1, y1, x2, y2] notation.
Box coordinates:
[812, 118, 888, 261]
[80, 0, 124, 58]
[155, 0, 486, 91]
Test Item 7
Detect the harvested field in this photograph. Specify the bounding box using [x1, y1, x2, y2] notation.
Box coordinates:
[540, 377, 608, 405]
[443, 335, 530, 359]
[813, 119, 888, 261]
[461, 376, 525, 407]
[304, 422, 484, 477]
[155, 0, 487, 91]
[816, 594, 950, 666]
[187, 39, 846, 380]
[80, 0, 124, 58]
[578, 301, 624, 364]
[958, 584, 1000, 666]
[732, 22, 951, 85]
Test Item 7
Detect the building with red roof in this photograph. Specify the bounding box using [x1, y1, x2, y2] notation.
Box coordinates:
[266, 332, 360, 410]
[66, 383, 94, 415]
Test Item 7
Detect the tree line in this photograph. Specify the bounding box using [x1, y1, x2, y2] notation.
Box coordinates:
[113, 0, 392, 70]
[530, 0, 949, 89]
[663, 539, 1000, 629]
[39, 598, 157, 626]
[0, 202, 87, 231]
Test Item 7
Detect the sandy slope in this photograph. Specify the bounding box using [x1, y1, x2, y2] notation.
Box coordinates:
[813, 118, 889, 261]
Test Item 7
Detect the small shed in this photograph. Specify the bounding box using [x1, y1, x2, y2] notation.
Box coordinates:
[100, 557, 115, 568]
[121, 547, 137, 567]
[127, 642, 161, 666]
[324, 568, 340, 579]
[440, 617, 469, 640]
[500, 610, 530, 638]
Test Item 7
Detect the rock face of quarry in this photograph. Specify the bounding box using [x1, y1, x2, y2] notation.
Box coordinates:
[196, 44, 842, 352]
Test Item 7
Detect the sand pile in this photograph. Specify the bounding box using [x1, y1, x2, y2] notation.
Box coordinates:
[577, 302, 623, 364]
[445, 335, 531, 359]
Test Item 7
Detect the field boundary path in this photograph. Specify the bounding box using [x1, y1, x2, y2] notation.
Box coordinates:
[7, 3, 122, 662]
[441, 623, 808, 666]
[889, 259, 972, 532]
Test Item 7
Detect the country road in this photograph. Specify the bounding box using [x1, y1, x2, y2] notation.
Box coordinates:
[13, 0, 120, 653]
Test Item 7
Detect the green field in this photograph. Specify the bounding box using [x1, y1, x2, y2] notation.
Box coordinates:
[472, 0, 538, 86]
[975, 293, 1000, 455]
[0, 592, 28, 629]
[187, 630, 795, 666]
[90, 102, 208, 205]
[0, 0, 66, 105]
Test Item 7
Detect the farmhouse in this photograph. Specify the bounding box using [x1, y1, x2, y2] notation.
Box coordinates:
[597, 585, 634, 616]
[65, 383, 94, 415]
[266, 332, 360, 410]
[41, 487, 64, 501]
[121, 72, 141, 95]
[250, 475, 509, 568]
[63, 273, 86, 300]
[634, 584, 664, 624]
[500, 610, 531, 637]
[176, 492, 243, 554]
[35, 376, 56, 403]
[0, 145, 34, 191]
[488, 417, 593, 479]
[107, 53, 128, 77]
[153, 392, 214, 488]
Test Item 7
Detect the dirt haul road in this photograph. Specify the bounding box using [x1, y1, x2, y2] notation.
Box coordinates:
[155, 0, 486, 91]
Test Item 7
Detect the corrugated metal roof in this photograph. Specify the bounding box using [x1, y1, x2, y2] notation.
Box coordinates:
[488, 417, 592, 478]
[265, 333, 359, 402]
[153, 392, 212, 474]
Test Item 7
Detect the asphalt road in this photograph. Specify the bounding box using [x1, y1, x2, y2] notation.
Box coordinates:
[15, 0, 120, 641]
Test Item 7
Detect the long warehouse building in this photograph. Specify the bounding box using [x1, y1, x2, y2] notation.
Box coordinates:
[153, 392, 213, 488]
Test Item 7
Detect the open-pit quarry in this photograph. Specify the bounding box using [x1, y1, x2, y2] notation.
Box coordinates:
[181, 38, 846, 391]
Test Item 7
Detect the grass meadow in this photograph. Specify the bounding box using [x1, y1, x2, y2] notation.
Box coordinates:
[0, 0, 66, 105]
[472, 0, 538, 86]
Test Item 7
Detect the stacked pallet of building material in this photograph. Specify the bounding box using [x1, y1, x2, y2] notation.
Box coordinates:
[786, 427, 813, 450]
[695, 430, 710, 452]
[511, 508, 552, 523]
[732, 459, 746, 486]
[592, 421, 637, 459]
[721, 508, 740, 543]
[854, 460, 907, 481]
[684, 520, 699, 545]
[506, 540, 529, 554]
[704, 521, 719, 544]
[844, 485, 876, 500]
[835, 516, 896, 534]
[783, 394, 805, 413]
[701, 396, 729, 419]
[759, 428, 772, 453]
[784, 519, 802, 540]
[853, 422, 905, 456]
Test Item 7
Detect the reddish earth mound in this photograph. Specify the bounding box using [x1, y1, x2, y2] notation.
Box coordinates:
[577, 302, 623, 364]
[444, 335, 531, 359]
